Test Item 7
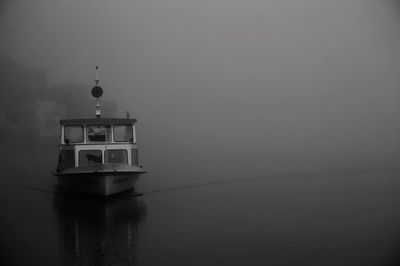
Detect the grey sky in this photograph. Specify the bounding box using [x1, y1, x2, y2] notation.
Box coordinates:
[1, 0, 400, 182]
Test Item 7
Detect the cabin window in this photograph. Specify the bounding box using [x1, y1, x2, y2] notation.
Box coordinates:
[87, 125, 111, 142]
[64, 125, 84, 143]
[113, 124, 133, 142]
[79, 150, 102, 166]
[63, 150, 75, 168]
[106, 149, 128, 164]
[131, 149, 138, 166]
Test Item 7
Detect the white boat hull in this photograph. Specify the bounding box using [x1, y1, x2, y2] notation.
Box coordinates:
[54, 164, 145, 196]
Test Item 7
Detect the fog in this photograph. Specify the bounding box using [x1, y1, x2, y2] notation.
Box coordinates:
[1, 0, 400, 186]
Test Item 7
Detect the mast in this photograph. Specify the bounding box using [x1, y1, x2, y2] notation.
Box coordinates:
[91, 66, 103, 118]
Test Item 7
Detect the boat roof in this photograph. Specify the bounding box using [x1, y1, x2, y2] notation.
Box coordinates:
[60, 118, 137, 125]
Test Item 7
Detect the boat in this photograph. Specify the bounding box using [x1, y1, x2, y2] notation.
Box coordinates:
[54, 67, 146, 196]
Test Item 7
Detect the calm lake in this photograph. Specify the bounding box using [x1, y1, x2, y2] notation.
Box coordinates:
[1, 146, 400, 266]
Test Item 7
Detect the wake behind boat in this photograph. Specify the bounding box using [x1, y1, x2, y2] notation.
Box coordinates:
[53, 67, 146, 196]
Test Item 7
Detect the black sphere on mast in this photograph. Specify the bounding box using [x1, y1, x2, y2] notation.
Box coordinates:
[91, 85, 103, 98]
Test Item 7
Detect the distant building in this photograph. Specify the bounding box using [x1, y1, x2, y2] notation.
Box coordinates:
[35, 100, 66, 137]
[0, 57, 47, 142]
[0, 57, 118, 141]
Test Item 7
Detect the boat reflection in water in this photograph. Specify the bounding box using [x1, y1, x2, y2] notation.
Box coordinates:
[53, 192, 146, 266]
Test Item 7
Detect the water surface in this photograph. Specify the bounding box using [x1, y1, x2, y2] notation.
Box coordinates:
[1, 147, 400, 265]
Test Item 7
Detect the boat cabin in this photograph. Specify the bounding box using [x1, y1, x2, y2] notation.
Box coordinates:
[57, 118, 140, 171]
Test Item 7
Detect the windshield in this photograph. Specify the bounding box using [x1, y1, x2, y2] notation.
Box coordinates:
[64, 125, 84, 143]
[113, 124, 133, 142]
[79, 150, 102, 166]
[106, 150, 128, 164]
[87, 125, 111, 142]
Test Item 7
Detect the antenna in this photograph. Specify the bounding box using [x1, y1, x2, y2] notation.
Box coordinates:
[95, 65, 100, 85]
[91, 66, 103, 118]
